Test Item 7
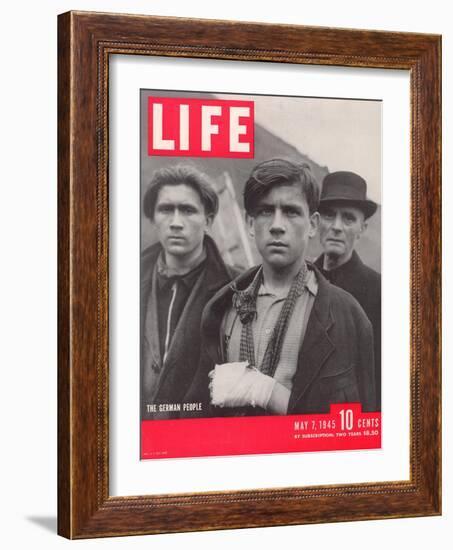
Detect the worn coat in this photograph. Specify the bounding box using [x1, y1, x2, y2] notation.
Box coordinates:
[141, 235, 238, 419]
[314, 251, 381, 410]
[184, 264, 377, 417]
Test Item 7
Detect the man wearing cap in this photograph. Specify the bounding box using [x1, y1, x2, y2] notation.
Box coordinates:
[184, 159, 376, 417]
[314, 171, 381, 410]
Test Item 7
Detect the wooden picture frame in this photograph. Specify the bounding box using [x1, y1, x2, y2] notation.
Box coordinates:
[58, 10, 441, 539]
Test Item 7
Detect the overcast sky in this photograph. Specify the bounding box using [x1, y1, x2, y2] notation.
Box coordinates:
[217, 94, 382, 203]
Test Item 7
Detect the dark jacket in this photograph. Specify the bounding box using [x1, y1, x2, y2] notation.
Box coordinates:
[184, 263, 377, 416]
[141, 235, 239, 419]
[314, 251, 381, 410]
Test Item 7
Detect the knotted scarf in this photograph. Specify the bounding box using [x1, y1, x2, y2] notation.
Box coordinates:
[232, 264, 308, 378]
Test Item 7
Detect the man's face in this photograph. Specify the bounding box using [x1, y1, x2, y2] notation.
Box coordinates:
[153, 183, 212, 260]
[247, 184, 318, 273]
[318, 204, 366, 262]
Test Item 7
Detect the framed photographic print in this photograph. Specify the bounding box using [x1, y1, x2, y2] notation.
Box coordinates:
[138, 89, 382, 460]
[58, 11, 441, 538]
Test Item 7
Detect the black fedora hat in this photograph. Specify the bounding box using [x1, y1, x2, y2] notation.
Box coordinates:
[319, 171, 377, 219]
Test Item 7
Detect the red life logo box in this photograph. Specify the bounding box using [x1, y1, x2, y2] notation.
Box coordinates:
[148, 97, 255, 158]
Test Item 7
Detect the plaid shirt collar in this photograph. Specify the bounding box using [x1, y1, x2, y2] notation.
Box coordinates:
[256, 265, 318, 299]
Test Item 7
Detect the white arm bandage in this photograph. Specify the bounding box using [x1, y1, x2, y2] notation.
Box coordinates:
[210, 362, 277, 409]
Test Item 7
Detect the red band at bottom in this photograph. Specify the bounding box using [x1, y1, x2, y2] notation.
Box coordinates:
[141, 403, 381, 460]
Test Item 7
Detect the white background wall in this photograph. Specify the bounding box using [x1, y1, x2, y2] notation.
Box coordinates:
[0, 1, 449, 548]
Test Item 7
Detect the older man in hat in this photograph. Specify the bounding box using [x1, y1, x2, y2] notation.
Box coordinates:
[314, 171, 381, 410]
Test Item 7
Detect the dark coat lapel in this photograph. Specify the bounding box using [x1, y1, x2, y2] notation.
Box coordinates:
[288, 268, 335, 412]
[141, 241, 161, 374]
[142, 235, 235, 401]
[153, 268, 206, 395]
[140, 241, 160, 335]
[146, 266, 162, 371]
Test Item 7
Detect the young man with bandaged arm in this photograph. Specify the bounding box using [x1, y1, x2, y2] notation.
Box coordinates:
[184, 159, 376, 417]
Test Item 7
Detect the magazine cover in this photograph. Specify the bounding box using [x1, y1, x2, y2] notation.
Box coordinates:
[140, 89, 382, 459]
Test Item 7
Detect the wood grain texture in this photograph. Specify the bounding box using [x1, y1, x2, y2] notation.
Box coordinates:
[57, 11, 71, 538]
[57, 10, 441, 539]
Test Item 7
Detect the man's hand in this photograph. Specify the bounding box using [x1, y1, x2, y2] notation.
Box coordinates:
[209, 362, 276, 409]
